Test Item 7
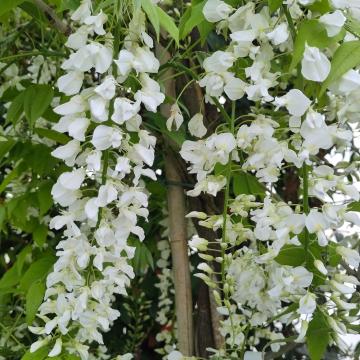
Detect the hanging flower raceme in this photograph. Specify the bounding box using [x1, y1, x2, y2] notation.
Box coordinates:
[29, 1, 164, 358]
[180, 0, 360, 358]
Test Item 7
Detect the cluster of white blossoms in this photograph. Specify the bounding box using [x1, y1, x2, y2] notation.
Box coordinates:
[180, 0, 360, 357]
[0, 54, 57, 99]
[29, 1, 164, 358]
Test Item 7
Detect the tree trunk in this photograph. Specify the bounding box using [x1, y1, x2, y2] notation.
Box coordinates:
[156, 42, 194, 356]
[165, 154, 194, 356]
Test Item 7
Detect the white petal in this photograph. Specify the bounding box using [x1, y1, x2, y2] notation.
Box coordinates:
[188, 113, 207, 138]
[111, 98, 140, 124]
[85, 198, 99, 221]
[89, 95, 108, 122]
[301, 45, 331, 82]
[68, 117, 90, 141]
[244, 351, 262, 360]
[94, 75, 116, 100]
[203, 0, 233, 23]
[48, 338, 62, 357]
[53, 95, 86, 116]
[57, 71, 84, 96]
[224, 77, 246, 100]
[58, 168, 85, 190]
[51, 140, 81, 166]
[298, 292, 316, 314]
[319, 10, 345, 37]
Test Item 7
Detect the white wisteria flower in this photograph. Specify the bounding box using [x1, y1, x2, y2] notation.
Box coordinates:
[203, 0, 234, 22]
[274, 89, 311, 117]
[57, 71, 84, 95]
[319, 10, 346, 37]
[301, 45, 331, 82]
[51, 139, 81, 166]
[134, 73, 165, 112]
[298, 292, 317, 315]
[166, 103, 184, 131]
[91, 125, 122, 150]
[188, 113, 207, 138]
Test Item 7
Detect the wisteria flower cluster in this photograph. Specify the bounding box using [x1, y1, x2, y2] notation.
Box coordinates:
[180, 0, 360, 358]
[28, 1, 164, 358]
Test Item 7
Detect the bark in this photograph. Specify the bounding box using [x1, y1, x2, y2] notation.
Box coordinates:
[156, 43, 194, 356]
[180, 68, 225, 355]
[194, 281, 214, 358]
[165, 154, 194, 355]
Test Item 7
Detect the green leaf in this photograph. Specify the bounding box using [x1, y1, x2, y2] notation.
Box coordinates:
[24, 143, 59, 175]
[0, 206, 6, 231]
[179, 0, 207, 40]
[290, 20, 343, 72]
[275, 245, 306, 266]
[37, 181, 54, 216]
[319, 41, 360, 97]
[0, 264, 20, 289]
[0, 139, 15, 164]
[16, 245, 32, 275]
[308, 0, 331, 14]
[268, 0, 282, 13]
[0, 245, 31, 291]
[63, 354, 81, 360]
[0, 161, 22, 194]
[197, 18, 213, 45]
[20, 2, 48, 24]
[23, 85, 54, 127]
[131, 241, 154, 274]
[233, 172, 265, 196]
[156, 7, 179, 46]
[19, 255, 55, 292]
[57, 0, 80, 12]
[346, 17, 360, 39]
[34, 127, 71, 145]
[141, 0, 160, 40]
[6, 91, 25, 125]
[306, 310, 330, 360]
[26, 281, 45, 324]
[33, 224, 48, 246]
[21, 346, 49, 360]
[0, 0, 26, 16]
[328, 242, 342, 267]
[348, 201, 360, 212]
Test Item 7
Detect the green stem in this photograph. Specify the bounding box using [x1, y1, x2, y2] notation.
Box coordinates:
[221, 162, 232, 279]
[0, 50, 65, 62]
[95, 19, 121, 229]
[219, 101, 237, 351]
[212, 97, 232, 125]
[283, 4, 310, 270]
[302, 163, 310, 267]
[282, 5, 296, 40]
[0, 322, 23, 347]
[220, 102, 235, 277]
